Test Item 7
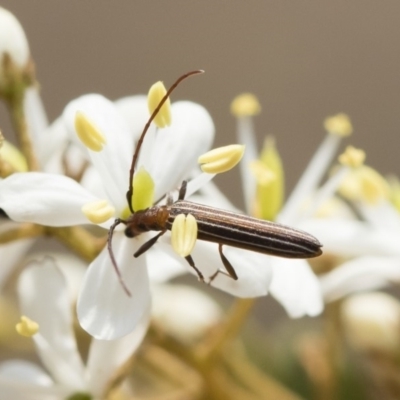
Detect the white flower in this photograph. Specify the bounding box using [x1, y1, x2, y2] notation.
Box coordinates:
[0, 93, 272, 340]
[313, 197, 400, 302]
[0, 94, 210, 337]
[0, 257, 148, 400]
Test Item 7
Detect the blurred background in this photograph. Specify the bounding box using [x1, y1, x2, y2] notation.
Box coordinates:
[1, 1, 399, 207]
[2, 3, 400, 398]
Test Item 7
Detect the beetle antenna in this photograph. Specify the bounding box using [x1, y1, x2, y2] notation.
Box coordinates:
[126, 69, 204, 213]
[107, 218, 131, 296]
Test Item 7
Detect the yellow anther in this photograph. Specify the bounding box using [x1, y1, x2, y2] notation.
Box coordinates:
[171, 213, 198, 257]
[132, 167, 155, 212]
[0, 139, 28, 172]
[16, 315, 39, 337]
[82, 199, 115, 224]
[75, 111, 107, 152]
[230, 93, 261, 117]
[198, 144, 245, 174]
[324, 113, 353, 137]
[338, 146, 366, 168]
[249, 160, 276, 186]
[148, 81, 171, 128]
[339, 165, 390, 205]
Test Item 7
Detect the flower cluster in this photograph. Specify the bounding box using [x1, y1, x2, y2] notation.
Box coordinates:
[1, 6, 400, 400]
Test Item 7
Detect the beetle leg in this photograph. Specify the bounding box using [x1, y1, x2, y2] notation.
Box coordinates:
[134, 230, 166, 258]
[184, 254, 205, 282]
[178, 180, 188, 200]
[208, 243, 239, 284]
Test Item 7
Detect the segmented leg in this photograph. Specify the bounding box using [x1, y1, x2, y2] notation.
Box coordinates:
[184, 254, 205, 282]
[208, 243, 238, 284]
[134, 230, 166, 258]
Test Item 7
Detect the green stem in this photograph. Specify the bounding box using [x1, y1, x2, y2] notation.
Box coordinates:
[7, 89, 39, 171]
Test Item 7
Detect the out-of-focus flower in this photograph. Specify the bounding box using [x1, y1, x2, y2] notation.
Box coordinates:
[0, 257, 148, 400]
[151, 283, 223, 343]
[341, 292, 400, 355]
[231, 98, 357, 318]
[311, 155, 400, 302]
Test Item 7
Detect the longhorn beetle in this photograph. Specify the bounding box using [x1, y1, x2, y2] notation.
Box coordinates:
[108, 70, 322, 295]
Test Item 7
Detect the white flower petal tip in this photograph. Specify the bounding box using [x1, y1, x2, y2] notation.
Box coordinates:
[0, 7, 30, 76]
[198, 144, 245, 174]
[77, 236, 151, 340]
[171, 214, 198, 257]
[342, 292, 400, 354]
[74, 111, 107, 152]
[15, 315, 39, 337]
[338, 146, 365, 168]
[230, 93, 261, 117]
[324, 113, 353, 136]
[147, 81, 171, 128]
[82, 199, 115, 224]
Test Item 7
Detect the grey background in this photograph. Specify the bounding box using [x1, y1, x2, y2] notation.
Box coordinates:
[1, 1, 399, 209]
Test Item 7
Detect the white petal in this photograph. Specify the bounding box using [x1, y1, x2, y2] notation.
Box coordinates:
[146, 101, 215, 199]
[269, 258, 323, 318]
[114, 95, 149, 142]
[146, 241, 187, 282]
[77, 232, 150, 340]
[279, 134, 342, 224]
[24, 251, 87, 303]
[320, 256, 400, 302]
[205, 248, 271, 297]
[359, 200, 400, 230]
[193, 180, 241, 211]
[115, 96, 158, 189]
[63, 94, 134, 213]
[85, 305, 150, 397]
[18, 259, 86, 389]
[0, 172, 97, 226]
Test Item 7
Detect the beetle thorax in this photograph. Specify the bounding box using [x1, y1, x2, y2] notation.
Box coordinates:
[124, 205, 170, 238]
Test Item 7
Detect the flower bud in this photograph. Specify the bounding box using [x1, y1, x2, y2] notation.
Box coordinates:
[342, 292, 400, 354]
[0, 7, 30, 87]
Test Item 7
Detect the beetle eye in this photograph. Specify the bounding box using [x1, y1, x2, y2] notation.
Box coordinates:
[124, 227, 135, 238]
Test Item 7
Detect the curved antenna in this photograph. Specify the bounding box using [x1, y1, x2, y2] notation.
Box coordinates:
[107, 218, 131, 296]
[126, 69, 204, 214]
